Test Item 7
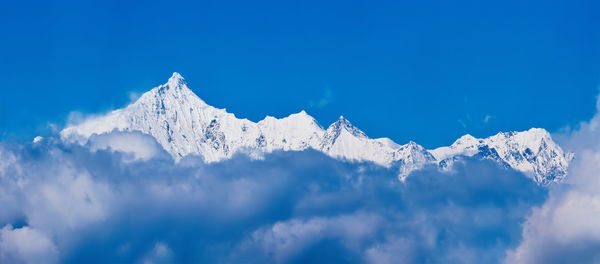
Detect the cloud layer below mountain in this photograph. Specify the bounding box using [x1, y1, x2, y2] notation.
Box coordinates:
[0, 132, 547, 263]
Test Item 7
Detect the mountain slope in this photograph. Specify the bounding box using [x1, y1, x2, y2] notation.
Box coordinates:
[60, 73, 572, 183]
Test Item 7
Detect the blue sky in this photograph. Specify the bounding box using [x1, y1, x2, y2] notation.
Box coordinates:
[1, 0, 599, 147]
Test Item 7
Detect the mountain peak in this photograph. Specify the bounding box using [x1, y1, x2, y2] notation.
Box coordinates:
[166, 72, 187, 89]
[149, 72, 197, 101]
[326, 116, 367, 139]
[286, 110, 310, 119]
[405, 141, 420, 148]
[170, 72, 184, 81]
[286, 110, 317, 122]
[334, 115, 350, 126]
[526, 127, 550, 137]
[453, 134, 479, 146]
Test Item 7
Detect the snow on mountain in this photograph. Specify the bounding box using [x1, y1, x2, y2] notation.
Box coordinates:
[430, 129, 574, 184]
[60, 73, 573, 184]
[322, 116, 394, 164]
[393, 142, 438, 182]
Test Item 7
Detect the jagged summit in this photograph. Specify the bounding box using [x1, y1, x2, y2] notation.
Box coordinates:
[170, 71, 184, 81]
[60, 73, 573, 184]
[158, 72, 187, 91]
[325, 116, 367, 139]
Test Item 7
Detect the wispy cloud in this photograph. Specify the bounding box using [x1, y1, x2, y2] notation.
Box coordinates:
[484, 115, 493, 124]
[309, 87, 333, 108]
[128, 91, 142, 103]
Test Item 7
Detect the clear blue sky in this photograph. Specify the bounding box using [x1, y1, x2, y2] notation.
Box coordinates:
[1, 0, 599, 148]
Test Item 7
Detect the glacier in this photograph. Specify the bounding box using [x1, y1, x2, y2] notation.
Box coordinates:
[60, 72, 572, 184]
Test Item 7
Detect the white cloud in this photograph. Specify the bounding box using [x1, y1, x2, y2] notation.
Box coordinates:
[247, 213, 380, 262]
[0, 225, 59, 264]
[88, 131, 169, 161]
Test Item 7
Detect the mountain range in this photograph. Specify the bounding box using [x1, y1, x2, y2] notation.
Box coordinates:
[60, 73, 573, 184]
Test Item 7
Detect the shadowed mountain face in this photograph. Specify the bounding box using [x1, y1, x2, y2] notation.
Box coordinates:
[61, 73, 572, 183]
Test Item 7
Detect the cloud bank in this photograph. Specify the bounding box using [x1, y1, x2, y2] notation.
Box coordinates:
[0, 132, 548, 264]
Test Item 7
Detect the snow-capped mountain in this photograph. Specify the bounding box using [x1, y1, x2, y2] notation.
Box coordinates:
[60, 72, 572, 184]
[430, 130, 573, 184]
